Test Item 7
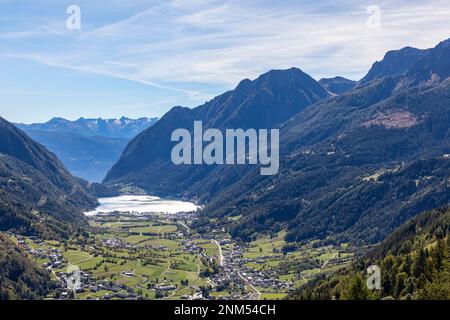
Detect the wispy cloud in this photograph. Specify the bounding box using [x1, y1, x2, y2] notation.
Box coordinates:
[6, 52, 209, 100]
[33, 1, 450, 81]
[1, 0, 450, 120]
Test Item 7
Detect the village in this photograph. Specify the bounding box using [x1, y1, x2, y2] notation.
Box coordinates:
[8, 210, 352, 300]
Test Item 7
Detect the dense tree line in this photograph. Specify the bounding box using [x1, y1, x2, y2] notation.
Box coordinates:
[290, 207, 450, 300]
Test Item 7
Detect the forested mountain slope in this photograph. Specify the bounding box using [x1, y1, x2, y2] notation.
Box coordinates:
[17, 117, 157, 182]
[105, 68, 330, 196]
[0, 117, 97, 238]
[107, 39, 450, 246]
[0, 234, 53, 300]
[197, 39, 450, 243]
[17, 117, 157, 139]
[291, 206, 450, 300]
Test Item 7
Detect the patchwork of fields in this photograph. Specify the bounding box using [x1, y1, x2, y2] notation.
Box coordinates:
[15, 212, 354, 300]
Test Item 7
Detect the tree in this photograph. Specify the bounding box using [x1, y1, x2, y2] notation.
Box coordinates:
[419, 267, 450, 299]
[394, 272, 407, 298]
[341, 274, 375, 300]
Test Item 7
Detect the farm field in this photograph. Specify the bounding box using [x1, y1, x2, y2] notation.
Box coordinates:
[17, 212, 355, 300]
[242, 232, 355, 295]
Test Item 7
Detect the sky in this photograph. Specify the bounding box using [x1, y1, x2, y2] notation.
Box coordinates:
[1, 0, 450, 123]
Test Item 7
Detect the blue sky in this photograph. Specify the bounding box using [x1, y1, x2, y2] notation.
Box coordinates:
[1, 0, 450, 123]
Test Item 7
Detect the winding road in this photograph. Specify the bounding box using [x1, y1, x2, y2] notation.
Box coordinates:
[321, 252, 338, 269]
[211, 240, 224, 267]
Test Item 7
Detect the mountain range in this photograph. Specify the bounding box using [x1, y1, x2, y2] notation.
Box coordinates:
[105, 68, 330, 195]
[17, 117, 158, 182]
[0, 233, 53, 299]
[17, 117, 158, 139]
[1, 38, 450, 300]
[105, 38, 450, 245]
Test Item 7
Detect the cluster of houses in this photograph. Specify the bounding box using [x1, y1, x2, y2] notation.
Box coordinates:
[184, 240, 209, 261]
[42, 249, 65, 269]
[10, 216, 300, 301]
[14, 235, 66, 270]
[13, 234, 141, 300]
[155, 284, 177, 291]
[208, 237, 295, 298]
[237, 268, 294, 291]
[58, 272, 140, 300]
[102, 237, 130, 249]
[184, 240, 201, 254]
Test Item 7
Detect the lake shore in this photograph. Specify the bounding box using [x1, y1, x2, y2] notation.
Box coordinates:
[84, 195, 201, 216]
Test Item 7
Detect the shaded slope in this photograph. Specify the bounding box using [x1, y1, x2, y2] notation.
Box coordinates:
[0, 233, 53, 300]
[105, 68, 330, 197]
[0, 117, 97, 238]
[198, 39, 450, 243]
[359, 46, 429, 85]
[319, 76, 356, 95]
[290, 206, 450, 300]
[17, 117, 157, 139]
[23, 130, 128, 182]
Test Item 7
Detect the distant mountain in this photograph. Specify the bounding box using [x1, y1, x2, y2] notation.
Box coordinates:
[104, 68, 330, 194]
[17, 117, 157, 182]
[0, 118, 99, 300]
[400, 39, 450, 88]
[23, 131, 128, 183]
[0, 117, 98, 238]
[198, 39, 450, 243]
[319, 77, 356, 95]
[17, 117, 158, 139]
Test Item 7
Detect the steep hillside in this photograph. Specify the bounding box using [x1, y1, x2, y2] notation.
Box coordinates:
[319, 76, 356, 95]
[358, 46, 429, 85]
[400, 39, 450, 88]
[204, 79, 450, 243]
[106, 38, 450, 246]
[195, 39, 450, 243]
[105, 68, 330, 196]
[17, 117, 157, 182]
[0, 233, 53, 300]
[290, 207, 450, 300]
[0, 117, 97, 238]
